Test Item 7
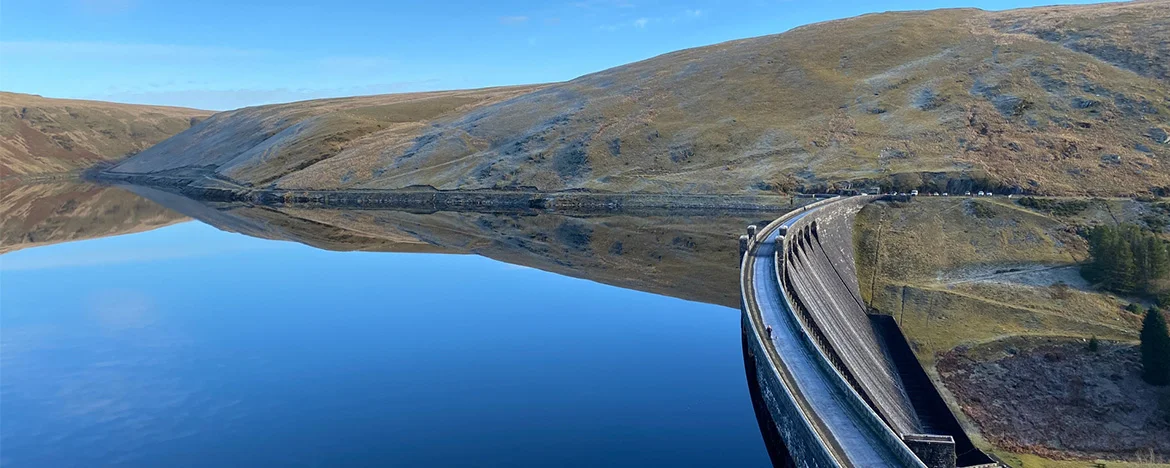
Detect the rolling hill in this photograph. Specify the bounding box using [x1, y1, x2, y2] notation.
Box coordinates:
[0, 92, 210, 179]
[108, 1, 1168, 196]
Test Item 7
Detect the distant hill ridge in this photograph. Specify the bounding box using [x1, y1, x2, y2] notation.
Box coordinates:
[0, 92, 210, 179]
[108, 1, 1169, 196]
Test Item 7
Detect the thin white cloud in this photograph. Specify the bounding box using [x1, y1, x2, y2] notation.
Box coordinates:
[92, 80, 444, 111]
[0, 41, 266, 60]
[316, 56, 398, 72]
[594, 6, 707, 32]
[499, 15, 530, 25]
[571, 0, 635, 9]
[669, 9, 707, 23]
[78, 0, 136, 14]
[599, 17, 655, 31]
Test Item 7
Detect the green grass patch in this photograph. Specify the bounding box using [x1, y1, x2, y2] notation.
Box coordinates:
[1017, 197, 1091, 217]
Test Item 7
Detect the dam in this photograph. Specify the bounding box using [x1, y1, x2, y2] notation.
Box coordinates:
[740, 196, 995, 468]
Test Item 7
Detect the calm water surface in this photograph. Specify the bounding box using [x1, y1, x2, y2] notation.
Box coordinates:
[1, 220, 770, 466]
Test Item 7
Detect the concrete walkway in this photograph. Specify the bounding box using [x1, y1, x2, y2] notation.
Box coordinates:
[743, 203, 924, 467]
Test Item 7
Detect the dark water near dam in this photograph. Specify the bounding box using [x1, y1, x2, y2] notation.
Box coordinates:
[0, 183, 776, 467]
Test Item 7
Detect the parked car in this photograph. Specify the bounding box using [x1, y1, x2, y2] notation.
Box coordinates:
[977, 191, 985, 196]
[910, 190, 919, 196]
[965, 191, 972, 196]
[942, 192, 949, 196]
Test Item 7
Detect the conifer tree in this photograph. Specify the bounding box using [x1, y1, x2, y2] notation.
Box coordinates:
[1133, 236, 1152, 288]
[1083, 224, 1169, 296]
[1141, 307, 1170, 386]
[1111, 242, 1137, 294]
[1149, 236, 1169, 282]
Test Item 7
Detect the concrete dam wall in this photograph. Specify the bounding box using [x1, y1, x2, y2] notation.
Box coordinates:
[777, 196, 923, 436]
[741, 196, 994, 468]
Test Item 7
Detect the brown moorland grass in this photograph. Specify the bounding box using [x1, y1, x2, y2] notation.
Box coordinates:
[0, 92, 210, 178]
[854, 196, 1169, 466]
[110, 2, 1170, 196]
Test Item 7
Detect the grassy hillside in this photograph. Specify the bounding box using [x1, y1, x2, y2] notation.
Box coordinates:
[854, 196, 1169, 465]
[108, 86, 546, 186]
[854, 196, 1154, 358]
[109, 1, 1168, 196]
[0, 92, 210, 178]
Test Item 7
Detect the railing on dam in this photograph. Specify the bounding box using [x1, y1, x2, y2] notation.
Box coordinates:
[740, 195, 992, 468]
[740, 196, 926, 467]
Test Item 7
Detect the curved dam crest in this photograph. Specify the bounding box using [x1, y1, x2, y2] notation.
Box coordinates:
[740, 196, 995, 468]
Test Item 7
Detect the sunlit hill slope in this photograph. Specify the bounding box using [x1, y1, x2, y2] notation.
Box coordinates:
[110, 1, 1169, 196]
[0, 92, 210, 178]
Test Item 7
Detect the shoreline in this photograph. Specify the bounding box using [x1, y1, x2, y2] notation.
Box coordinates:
[91, 170, 828, 214]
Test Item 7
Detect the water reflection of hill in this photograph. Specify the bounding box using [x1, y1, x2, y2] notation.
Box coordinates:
[126, 185, 790, 307]
[1, 181, 188, 254]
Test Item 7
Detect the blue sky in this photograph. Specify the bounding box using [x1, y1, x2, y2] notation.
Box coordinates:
[1, 0, 1105, 110]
